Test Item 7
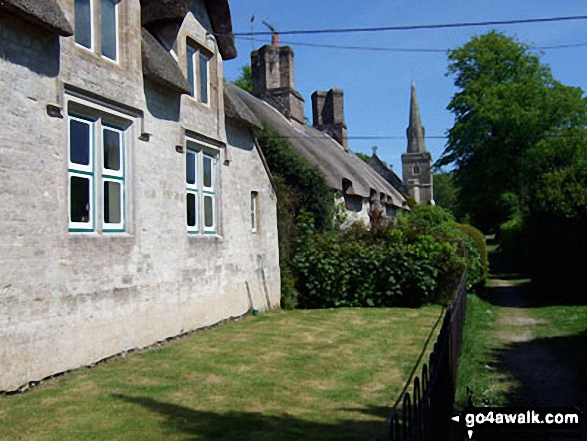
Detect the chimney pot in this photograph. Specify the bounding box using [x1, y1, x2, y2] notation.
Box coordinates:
[251, 44, 305, 123]
[271, 32, 279, 47]
[312, 88, 347, 148]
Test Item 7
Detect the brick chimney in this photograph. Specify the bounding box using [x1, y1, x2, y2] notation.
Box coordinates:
[251, 39, 305, 124]
[311, 88, 348, 148]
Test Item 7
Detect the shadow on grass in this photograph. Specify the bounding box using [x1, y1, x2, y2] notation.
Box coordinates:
[488, 330, 587, 409]
[460, 330, 587, 440]
[480, 248, 587, 308]
[479, 278, 587, 308]
[113, 394, 390, 441]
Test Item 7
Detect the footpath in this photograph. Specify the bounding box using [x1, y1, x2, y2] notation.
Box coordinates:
[479, 261, 586, 440]
[488, 277, 581, 408]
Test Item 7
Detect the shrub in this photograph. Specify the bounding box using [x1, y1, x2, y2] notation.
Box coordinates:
[399, 205, 487, 288]
[497, 214, 527, 270]
[257, 125, 334, 231]
[292, 225, 465, 308]
[257, 126, 336, 309]
[457, 223, 489, 287]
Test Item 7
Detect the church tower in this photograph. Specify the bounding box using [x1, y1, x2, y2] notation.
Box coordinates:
[401, 83, 434, 204]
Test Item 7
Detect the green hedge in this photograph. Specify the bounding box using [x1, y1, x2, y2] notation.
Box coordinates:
[256, 124, 487, 309]
[457, 223, 489, 287]
[257, 125, 334, 231]
[398, 205, 488, 288]
[292, 224, 465, 308]
[256, 126, 336, 309]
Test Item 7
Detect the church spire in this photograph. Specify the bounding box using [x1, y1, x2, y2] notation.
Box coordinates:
[406, 82, 426, 153]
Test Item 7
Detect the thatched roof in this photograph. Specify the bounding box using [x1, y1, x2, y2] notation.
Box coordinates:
[0, 0, 73, 36]
[228, 85, 407, 208]
[141, 28, 191, 94]
[224, 81, 262, 130]
[369, 153, 406, 194]
[140, 0, 191, 26]
[203, 0, 237, 60]
[140, 0, 236, 60]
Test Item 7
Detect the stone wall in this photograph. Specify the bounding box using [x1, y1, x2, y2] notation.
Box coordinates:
[0, 2, 280, 391]
[401, 152, 433, 205]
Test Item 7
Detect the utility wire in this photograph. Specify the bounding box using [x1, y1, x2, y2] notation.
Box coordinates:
[236, 36, 446, 53]
[231, 15, 587, 36]
[261, 133, 585, 141]
[236, 36, 587, 54]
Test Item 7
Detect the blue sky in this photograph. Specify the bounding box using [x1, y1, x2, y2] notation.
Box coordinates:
[223, 1, 587, 173]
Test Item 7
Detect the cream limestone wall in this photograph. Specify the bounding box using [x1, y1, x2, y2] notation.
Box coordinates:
[0, 1, 280, 391]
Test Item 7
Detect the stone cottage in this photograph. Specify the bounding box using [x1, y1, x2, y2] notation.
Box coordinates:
[239, 37, 408, 226]
[0, 0, 280, 392]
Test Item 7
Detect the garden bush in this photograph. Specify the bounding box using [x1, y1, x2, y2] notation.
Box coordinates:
[398, 205, 488, 288]
[257, 126, 336, 309]
[256, 125, 486, 309]
[257, 125, 334, 231]
[457, 223, 488, 287]
[292, 222, 466, 308]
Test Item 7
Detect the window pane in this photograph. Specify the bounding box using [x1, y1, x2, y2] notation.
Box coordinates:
[103, 128, 121, 171]
[203, 155, 212, 188]
[199, 52, 209, 104]
[70, 119, 91, 166]
[103, 181, 121, 224]
[186, 151, 196, 185]
[70, 176, 91, 223]
[187, 193, 197, 227]
[251, 192, 257, 232]
[101, 0, 118, 60]
[74, 0, 92, 48]
[187, 46, 196, 97]
[204, 195, 214, 228]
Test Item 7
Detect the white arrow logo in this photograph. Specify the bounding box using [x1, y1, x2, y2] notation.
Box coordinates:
[468, 429, 473, 439]
[451, 415, 460, 423]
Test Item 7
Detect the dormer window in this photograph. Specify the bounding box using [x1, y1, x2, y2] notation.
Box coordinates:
[74, 0, 93, 49]
[187, 42, 211, 105]
[74, 0, 120, 62]
[100, 0, 119, 60]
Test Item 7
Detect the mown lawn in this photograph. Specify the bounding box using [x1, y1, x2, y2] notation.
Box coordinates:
[0, 307, 442, 441]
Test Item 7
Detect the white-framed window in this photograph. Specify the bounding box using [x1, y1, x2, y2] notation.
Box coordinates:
[100, 0, 119, 61]
[74, 0, 94, 50]
[67, 104, 127, 233]
[186, 141, 218, 234]
[186, 43, 211, 105]
[186, 148, 199, 233]
[74, 0, 120, 62]
[251, 191, 258, 234]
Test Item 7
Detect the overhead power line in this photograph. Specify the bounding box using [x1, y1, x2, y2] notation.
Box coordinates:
[232, 15, 587, 36]
[236, 36, 587, 54]
[261, 133, 585, 141]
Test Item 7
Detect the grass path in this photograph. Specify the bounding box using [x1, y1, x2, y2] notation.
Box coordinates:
[456, 247, 587, 439]
[487, 277, 581, 409]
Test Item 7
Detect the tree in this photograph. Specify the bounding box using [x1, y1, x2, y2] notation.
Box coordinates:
[355, 152, 371, 164]
[233, 65, 253, 92]
[522, 128, 587, 290]
[439, 31, 587, 232]
[432, 171, 459, 216]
